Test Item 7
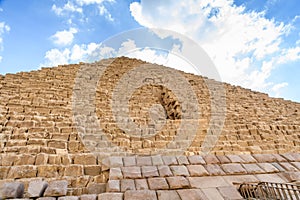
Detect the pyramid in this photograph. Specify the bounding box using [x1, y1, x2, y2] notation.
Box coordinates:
[0, 57, 300, 199]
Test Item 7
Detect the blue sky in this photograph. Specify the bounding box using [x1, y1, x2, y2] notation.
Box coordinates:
[0, 0, 299, 102]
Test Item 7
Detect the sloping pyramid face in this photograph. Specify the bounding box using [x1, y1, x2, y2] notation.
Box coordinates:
[0, 57, 300, 198]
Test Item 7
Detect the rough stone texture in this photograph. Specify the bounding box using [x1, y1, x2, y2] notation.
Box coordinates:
[218, 186, 244, 200]
[177, 189, 208, 200]
[188, 155, 206, 165]
[157, 166, 173, 177]
[221, 163, 247, 175]
[37, 197, 56, 200]
[120, 179, 135, 192]
[141, 166, 159, 178]
[187, 165, 209, 176]
[58, 196, 79, 200]
[86, 183, 106, 194]
[148, 178, 169, 190]
[28, 180, 48, 197]
[201, 188, 224, 200]
[123, 157, 136, 167]
[0, 57, 300, 196]
[106, 180, 120, 192]
[124, 190, 157, 200]
[0, 182, 24, 199]
[109, 168, 123, 180]
[122, 167, 142, 179]
[98, 193, 123, 200]
[166, 176, 189, 189]
[135, 179, 148, 190]
[157, 190, 181, 200]
[80, 194, 97, 200]
[44, 180, 68, 197]
[188, 177, 229, 189]
[170, 166, 190, 176]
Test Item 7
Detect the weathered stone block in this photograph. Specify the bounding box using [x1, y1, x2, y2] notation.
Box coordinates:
[157, 190, 181, 200]
[58, 196, 79, 200]
[98, 193, 123, 200]
[0, 182, 24, 199]
[86, 183, 106, 194]
[135, 179, 148, 190]
[166, 176, 189, 189]
[80, 194, 97, 200]
[64, 165, 84, 176]
[84, 165, 101, 176]
[148, 178, 169, 190]
[28, 180, 48, 197]
[7, 165, 37, 179]
[44, 180, 68, 197]
[74, 154, 97, 165]
[38, 166, 59, 178]
[124, 190, 157, 200]
[120, 179, 135, 192]
[106, 180, 120, 192]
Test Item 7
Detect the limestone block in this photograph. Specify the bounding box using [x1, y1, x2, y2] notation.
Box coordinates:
[58, 196, 79, 200]
[44, 180, 68, 197]
[1, 154, 17, 166]
[74, 154, 97, 165]
[135, 179, 148, 190]
[136, 156, 152, 166]
[170, 166, 190, 176]
[141, 166, 159, 178]
[48, 155, 62, 165]
[124, 190, 157, 200]
[177, 189, 208, 200]
[35, 153, 49, 165]
[48, 140, 67, 149]
[120, 179, 135, 192]
[188, 155, 206, 165]
[37, 166, 59, 178]
[123, 156, 136, 167]
[151, 155, 163, 166]
[86, 183, 106, 194]
[28, 180, 48, 197]
[64, 165, 84, 176]
[106, 180, 120, 192]
[148, 178, 169, 190]
[187, 165, 209, 176]
[7, 165, 37, 179]
[0, 166, 10, 179]
[109, 168, 123, 180]
[80, 194, 97, 200]
[157, 166, 173, 177]
[98, 193, 123, 200]
[84, 165, 101, 176]
[157, 190, 181, 200]
[0, 182, 24, 199]
[122, 167, 142, 179]
[166, 176, 190, 189]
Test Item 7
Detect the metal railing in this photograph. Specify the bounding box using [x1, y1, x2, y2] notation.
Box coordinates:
[239, 182, 300, 199]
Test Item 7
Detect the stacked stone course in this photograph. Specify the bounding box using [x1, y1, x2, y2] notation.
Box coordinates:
[0, 57, 300, 198]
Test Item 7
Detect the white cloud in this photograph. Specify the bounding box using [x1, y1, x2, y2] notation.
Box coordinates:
[271, 82, 288, 97]
[99, 5, 114, 21]
[129, 0, 297, 97]
[76, 0, 114, 6]
[0, 22, 10, 62]
[277, 46, 300, 64]
[50, 28, 78, 46]
[43, 48, 71, 67]
[52, 1, 83, 16]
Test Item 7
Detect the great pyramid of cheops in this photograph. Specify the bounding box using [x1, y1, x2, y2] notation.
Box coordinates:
[0, 57, 300, 199]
